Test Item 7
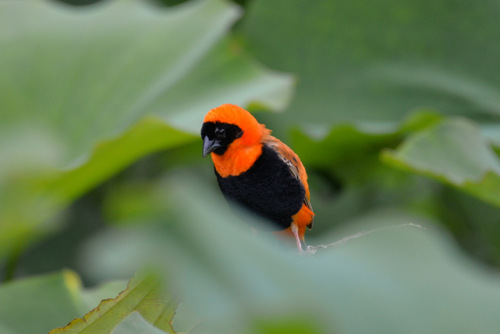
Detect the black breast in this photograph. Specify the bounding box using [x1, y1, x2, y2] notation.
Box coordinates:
[215, 144, 305, 230]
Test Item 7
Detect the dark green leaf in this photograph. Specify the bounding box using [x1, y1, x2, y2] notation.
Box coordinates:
[240, 0, 500, 128]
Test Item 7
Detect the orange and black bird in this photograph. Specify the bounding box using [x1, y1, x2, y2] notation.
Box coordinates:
[201, 104, 314, 251]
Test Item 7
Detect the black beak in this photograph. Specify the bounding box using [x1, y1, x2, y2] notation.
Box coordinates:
[203, 136, 222, 157]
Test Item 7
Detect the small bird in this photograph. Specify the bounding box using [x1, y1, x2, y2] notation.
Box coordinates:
[201, 104, 314, 251]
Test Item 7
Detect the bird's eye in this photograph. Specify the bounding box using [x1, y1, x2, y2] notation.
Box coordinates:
[215, 127, 226, 139]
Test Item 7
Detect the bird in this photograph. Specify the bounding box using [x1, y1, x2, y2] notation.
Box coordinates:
[201, 103, 314, 251]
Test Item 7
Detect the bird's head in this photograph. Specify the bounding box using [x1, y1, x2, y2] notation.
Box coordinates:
[201, 104, 269, 158]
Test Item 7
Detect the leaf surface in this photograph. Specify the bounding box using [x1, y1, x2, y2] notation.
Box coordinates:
[111, 312, 170, 334]
[50, 273, 175, 334]
[382, 118, 500, 207]
[0, 270, 125, 334]
[241, 0, 500, 128]
[0, 0, 292, 260]
[82, 173, 500, 334]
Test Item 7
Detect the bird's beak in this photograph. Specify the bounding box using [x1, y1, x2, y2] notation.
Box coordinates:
[203, 136, 222, 158]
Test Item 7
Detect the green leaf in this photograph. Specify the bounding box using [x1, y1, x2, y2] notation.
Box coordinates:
[82, 173, 500, 334]
[0, 0, 292, 260]
[81, 280, 130, 313]
[0, 270, 82, 333]
[0, 253, 173, 334]
[50, 273, 176, 334]
[111, 312, 170, 334]
[0, 270, 125, 334]
[288, 109, 443, 187]
[0, 125, 63, 261]
[45, 117, 196, 202]
[1, 0, 292, 167]
[240, 0, 500, 128]
[382, 118, 500, 207]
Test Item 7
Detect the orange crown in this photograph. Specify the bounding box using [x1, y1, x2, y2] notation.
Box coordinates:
[204, 104, 270, 145]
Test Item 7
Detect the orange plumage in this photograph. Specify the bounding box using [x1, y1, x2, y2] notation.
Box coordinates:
[201, 104, 314, 251]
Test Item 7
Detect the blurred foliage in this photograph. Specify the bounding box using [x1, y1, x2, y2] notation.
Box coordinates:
[0, 270, 126, 333]
[81, 175, 500, 334]
[0, 0, 291, 270]
[49, 273, 175, 334]
[240, 0, 500, 127]
[54, 0, 251, 9]
[1, 0, 500, 333]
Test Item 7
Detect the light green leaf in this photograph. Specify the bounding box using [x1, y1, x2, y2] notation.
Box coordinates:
[82, 173, 500, 334]
[0, 0, 292, 260]
[111, 312, 170, 334]
[1, 0, 292, 167]
[0, 125, 63, 260]
[0, 270, 125, 334]
[81, 280, 129, 313]
[50, 273, 176, 334]
[382, 118, 500, 207]
[482, 124, 500, 148]
[45, 117, 196, 202]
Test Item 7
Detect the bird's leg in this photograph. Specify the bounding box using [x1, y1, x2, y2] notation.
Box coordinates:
[291, 223, 303, 253]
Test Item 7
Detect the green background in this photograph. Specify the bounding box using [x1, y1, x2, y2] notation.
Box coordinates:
[1, 0, 500, 333]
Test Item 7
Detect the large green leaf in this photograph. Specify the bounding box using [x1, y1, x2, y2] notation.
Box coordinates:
[290, 110, 443, 182]
[81, 173, 500, 334]
[0, 270, 126, 334]
[288, 110, 500, 258]
[382, 118, 500, 207]
[0, 269, 173, 334]
[0, 0, 292, 261]
[50, 273, 175, 334]
[237, 0, 500, 265]
[240, 0, 500, 128]
[1, 0, 292, 167]
[0, 125, 63, 262]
